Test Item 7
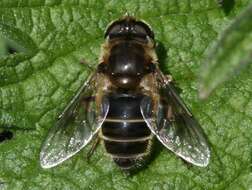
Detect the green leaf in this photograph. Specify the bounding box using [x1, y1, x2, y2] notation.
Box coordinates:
[199, 2, 252, 99]
[0, 0, 252, 189]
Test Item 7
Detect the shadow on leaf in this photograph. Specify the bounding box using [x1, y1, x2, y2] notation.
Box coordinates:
[0, 130, 13, 143]
[219, 0, 235, 15]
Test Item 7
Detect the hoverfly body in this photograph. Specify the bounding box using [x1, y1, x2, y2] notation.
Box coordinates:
[40, 16, 210, 171]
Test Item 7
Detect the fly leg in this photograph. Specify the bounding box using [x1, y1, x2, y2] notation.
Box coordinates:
[165, 74, 173, 83]
[86, 134, 100, 162]
[79, 59, 95, 72]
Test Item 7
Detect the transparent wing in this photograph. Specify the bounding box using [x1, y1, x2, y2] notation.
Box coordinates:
[40, 73, 109, 168]
[141, 75, 210, 167]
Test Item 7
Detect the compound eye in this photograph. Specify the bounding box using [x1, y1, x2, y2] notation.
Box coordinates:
[133, 24, 148, 36]
[106, 24, 121, 37]
[105, 20, 124, 38]
[135, 21, 154, 39]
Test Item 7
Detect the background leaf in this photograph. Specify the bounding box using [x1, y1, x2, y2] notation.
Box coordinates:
[0, 0, 252, 189]
[199, 2, 252, 99]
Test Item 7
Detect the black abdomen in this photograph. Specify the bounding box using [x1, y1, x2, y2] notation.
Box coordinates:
[101, 93, 152, 171]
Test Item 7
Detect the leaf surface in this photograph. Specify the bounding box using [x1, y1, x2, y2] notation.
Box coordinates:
[199, 2, 252, 98]
[0, 1, 251, 189]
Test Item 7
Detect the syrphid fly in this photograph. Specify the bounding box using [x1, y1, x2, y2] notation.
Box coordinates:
[40, 16, 210, 171]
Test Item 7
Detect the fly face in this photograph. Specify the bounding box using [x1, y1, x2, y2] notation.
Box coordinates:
[40, 16, 210, 169]
[105, 16, 154, 43]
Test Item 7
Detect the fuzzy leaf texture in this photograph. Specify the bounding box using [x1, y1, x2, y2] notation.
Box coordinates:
[199, 1, 252, 98]
[0, 1, 252, 190]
